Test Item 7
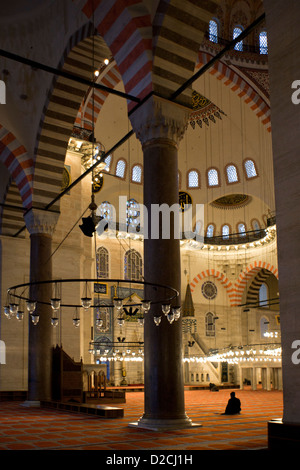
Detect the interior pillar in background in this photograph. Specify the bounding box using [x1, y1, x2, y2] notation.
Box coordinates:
[24, 209, 59, 404]
[264, 0, 300, 448]
[129, 96, 200, 430]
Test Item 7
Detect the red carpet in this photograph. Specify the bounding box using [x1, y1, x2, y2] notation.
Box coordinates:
[0, 388, 283, 451]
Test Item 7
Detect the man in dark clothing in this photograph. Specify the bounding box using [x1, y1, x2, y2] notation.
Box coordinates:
[223, 391, 241, 415]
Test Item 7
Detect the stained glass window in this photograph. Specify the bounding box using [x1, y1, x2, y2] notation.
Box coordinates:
[98, 201, 113, 222]
[238, 223, 246, 237]
[209, 20, 218, 43]
[116, 159, 126, 178]
[103, 154, 111, 172]
[233, 26, 243, 51]
[205, 312, 215, 337]
[222, 224, 230, 239]
[188, 170, 199, 188]
[96, 246, 109, 279]
[132, 165, 142, 183]
[127, 199, 140, 230]
[208, 168, 219, 186]
[244, 159, 257, 178]
[206, 224, 214, 237]
[226, 164, 239, 183]
[124, 249, 142, 281]
[259, 31, 268, 54]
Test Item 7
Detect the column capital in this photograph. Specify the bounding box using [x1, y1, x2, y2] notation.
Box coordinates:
[129, 95, 191, 147]
[24, 209, 60, 236]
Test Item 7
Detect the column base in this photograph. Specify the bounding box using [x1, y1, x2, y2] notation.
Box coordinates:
[268, 419, 300, 450]
[21, 400, 41, 407]
[129, 415, 202, 432]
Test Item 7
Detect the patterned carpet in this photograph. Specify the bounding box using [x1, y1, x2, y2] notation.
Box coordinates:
[0, 388, 283, 452]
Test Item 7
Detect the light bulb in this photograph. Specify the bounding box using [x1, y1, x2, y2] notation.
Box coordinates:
[9, 302, 18, 315]
[114, 298, 123, 310]
[81, 297, 92, 309]
[167, 312, 175, 324]
[51, 317, 59, 327]
[73, 318, 80, 328]
[51, 298, 60, 310]
[161, 304, 170, 315]
[141, 300, 151, 312]
[154, 316, 161, 326]
[31, 314, 39, 325]
[3, 306, 11, 318]
[16, 311, 24, 321]
[26, 300, 36, 313]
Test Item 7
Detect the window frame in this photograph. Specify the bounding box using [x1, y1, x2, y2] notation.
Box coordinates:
[243, 158, 259, 180]
[225, 163, 239, 185]
[115, 158, 127, 179]
[233, 25, 244, 51]
[187, 169, 200, 189]
[124, 248, 143, 281]
[207, 167, 221, 188]
[131, 164, 143, 184]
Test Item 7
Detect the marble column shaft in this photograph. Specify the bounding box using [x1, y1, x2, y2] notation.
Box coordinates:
[129, 96, 195, 429]
[25, 209, 59, 402]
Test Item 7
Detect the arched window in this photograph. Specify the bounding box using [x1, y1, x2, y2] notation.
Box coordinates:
[124, 249, 142, 281]
[260, 316, 269, 338]
[259, 282, 268, 308]
[259, 31, 268, 54]
[126, 198, 140, 230]
[226, 164, 239, 183]
[233, 26, 243, 51]
[132, 164, 142, 183]
[115, 159, 126, 178]
[222, 224, 230, 240]
[205, 312, 215, 337]
[207, 168, 219, 187]
[98, 201, 113, 222]
[206, 224, 215, 238]
[209, 19, 218, 43]
[244, 159, 258, 179]
[238, 223, 246, 237]
[96, 246, 109, 279]
[103, 154, 112, 172]
[252, 219, 261, 233]
[188, 170, 200, 188]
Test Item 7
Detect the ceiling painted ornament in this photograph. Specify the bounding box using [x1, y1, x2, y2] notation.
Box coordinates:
[210, 193, 251, 210]
[189, 91, 226, 129]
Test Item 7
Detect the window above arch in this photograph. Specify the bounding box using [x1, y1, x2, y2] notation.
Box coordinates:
[207, 168, 220, 187]
[116, 159, 126, 178]
[209, 19, 219, 43]
[205, 312, 216, 337]
[226, 164, 239, 184]
[259, 31, 268, 54]
[244, 159, 258, 179]
[132, 164, 142, 183]
[233, 26, 243, 51]
[259, 283, 269, 308]
[188, 169, 200, 188]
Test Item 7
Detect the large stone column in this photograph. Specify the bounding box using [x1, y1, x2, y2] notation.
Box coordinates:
[129, 96, 199, 430]
[24, 209, 59, 404]
[264, 0, 300, 449]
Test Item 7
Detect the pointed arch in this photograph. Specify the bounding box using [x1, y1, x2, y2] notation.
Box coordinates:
[230, 261, 279, 307]
[190, 268, 233, 299]
[0, 125, 33, 209]
[196, 51, 271, 132]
